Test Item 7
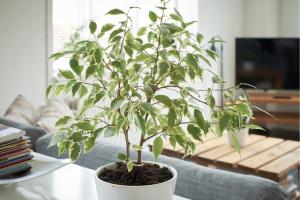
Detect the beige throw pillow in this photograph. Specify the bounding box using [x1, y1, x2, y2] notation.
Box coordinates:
[36, 97, 73, 134]
[4, 95, 39, 125]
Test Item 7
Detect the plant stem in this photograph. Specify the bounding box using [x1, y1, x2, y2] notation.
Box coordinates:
[123, 127, 130, 161]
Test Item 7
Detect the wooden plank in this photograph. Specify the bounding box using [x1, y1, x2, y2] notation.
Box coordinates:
[238, 141, 300, 170]
[258, 148, 300, 179]
[193, 136, 227, 155]
[198, 134, 266, 161]
[216, 137, 283, 166]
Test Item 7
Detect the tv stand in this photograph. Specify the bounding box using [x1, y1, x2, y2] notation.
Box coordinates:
[249, 92, 299, 125]
[273, 95, 291, 99]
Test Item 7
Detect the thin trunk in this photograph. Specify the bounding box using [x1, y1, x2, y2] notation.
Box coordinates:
[124, 128, 130, 161]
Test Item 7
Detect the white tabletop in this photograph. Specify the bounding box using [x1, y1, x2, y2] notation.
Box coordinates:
[0, 161, 188, 200]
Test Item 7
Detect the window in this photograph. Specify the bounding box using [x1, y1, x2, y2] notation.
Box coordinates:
[51, 0, 177, 77]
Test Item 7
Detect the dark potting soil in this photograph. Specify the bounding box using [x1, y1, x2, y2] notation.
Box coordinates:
[98, 162, 173, 186]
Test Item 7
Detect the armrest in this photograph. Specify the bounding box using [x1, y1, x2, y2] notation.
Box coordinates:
[0, 117, 46, 150]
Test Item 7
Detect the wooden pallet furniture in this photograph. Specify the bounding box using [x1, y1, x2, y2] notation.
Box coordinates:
[149, 134, 300, 197]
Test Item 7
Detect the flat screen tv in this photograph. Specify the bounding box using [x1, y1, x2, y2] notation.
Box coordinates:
[236, 38, 299, 90]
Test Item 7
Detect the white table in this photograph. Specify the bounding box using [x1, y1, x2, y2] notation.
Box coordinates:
[0, 162, 188, 200]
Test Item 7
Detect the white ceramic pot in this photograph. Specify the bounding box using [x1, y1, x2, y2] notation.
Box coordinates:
[94, 161, 177, 200]
[227, 128, 249, 147]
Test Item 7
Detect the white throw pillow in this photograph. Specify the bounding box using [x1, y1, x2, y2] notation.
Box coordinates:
[36, 97, 73, 134]
[4, 95, 39, 125]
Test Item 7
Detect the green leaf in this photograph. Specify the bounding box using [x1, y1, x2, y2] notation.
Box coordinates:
[236, 103, 251, 116]
[135, 113, 146, 134]
[101, 23, 114, 32]
[104, 127, 116, 137]
[84, 136, 96, 153]
[94, 91, 106, 103]
[110, 97, 125, 111]
[69, 59, 82, 76]
[196, 33, 204, 43]
[86, 65, 96, 79]
[127, 160, 134, 172]
[212, 75, 224, 83]
[174, 8, 183, 19]
[206, 95, 215, 108]
[140, 102, 156, 114]
[69, 143, 81, 161]
[155, 95, 173, 107]
[89, 21, 97, 34]
[220, 113, 230, 134]
[75, 121, 93, 131]
[109, 29, 124, 41]
[137, 26, 147, 36]
[242, 124, 265, 131]
[69, 132, 83, 142]
[117, 153, 127, 161]
[194, 109, 205, 130]
[94, 48, 102, 63]
[140, 43, 153, 51]
[206, 49, 217, 61]
[58, 140, 70, 156]
[55, 116, 72, 127]
[49, 52, 64, 60]
[187, 124, 201, 140]
[59, 70, 74, 79]
[230, 133, 241, 153]
[153, 136, 163, 159]
[180, 88, 189, 98]
[79, 85, 88, 98]
[48, 132, 65, 147]
[55, 85, 65, 96]
[72, 82, 81, 96]
[149, 11, 157, 22]
[106, 9, 125, 15]
[168, 108, 177, 128]
[124, 45, 133, 57]
[185, 54, 198, 71]
[46, 85, 52, 98]
[144, 85, 153, 97]
[170, 13, 182, 21]
[159, 62, 170, 76]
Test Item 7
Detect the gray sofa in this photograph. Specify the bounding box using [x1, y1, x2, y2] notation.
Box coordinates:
[0, 117, 288, 200]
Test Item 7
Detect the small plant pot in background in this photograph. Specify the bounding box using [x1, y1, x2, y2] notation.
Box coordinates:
[94, 161, 177, 200]
[227, 128, 249, 147]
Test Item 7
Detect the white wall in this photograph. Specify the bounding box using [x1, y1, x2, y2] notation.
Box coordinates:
[244, 0, 279, 37]
[243, 0, 300, 37]
[0, 0, 48, 115]
[177, 0, 244, 87]
[279, 0, 300, 37]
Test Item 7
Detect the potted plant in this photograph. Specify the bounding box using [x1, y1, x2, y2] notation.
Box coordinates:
[47, 1, 261, 199]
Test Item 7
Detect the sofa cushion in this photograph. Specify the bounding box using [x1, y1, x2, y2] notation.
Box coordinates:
[36, 134, 287, 200]
[4, 95, 39, 125]
[0, 117, 46, 150]
[36, 97, 73, 134]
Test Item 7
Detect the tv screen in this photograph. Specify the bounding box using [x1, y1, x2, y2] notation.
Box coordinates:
[236, 38, 299, 90]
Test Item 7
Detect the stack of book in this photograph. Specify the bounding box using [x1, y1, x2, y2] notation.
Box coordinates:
[0, 124, 33, 178]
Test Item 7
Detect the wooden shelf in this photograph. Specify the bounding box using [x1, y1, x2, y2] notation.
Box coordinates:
[252, 112, 300, 125]
[249, 92, 300, 105]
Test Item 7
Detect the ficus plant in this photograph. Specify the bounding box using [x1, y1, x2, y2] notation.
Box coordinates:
[47, 0, 262, 172]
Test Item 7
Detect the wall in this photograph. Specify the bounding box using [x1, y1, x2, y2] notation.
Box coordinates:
[243, 0, 300, 37]
[177, 0, 244, 87]
[0, 0, 48, 115]
[279, 0, 300, 37]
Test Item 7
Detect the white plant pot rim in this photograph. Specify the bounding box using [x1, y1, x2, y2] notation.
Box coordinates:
[94, 161, 177, 189]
